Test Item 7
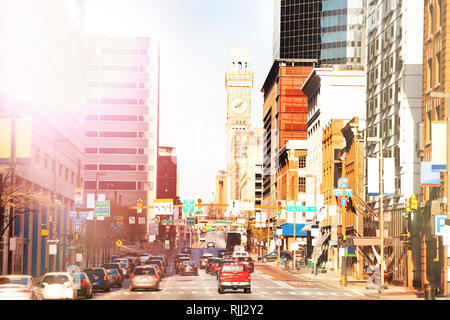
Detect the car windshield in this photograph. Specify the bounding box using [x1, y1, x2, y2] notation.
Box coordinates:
[134, 267, 156, 275]
[185, 261, 196, 266]
[222, 265, 245, 272]
[85, 270, 105, 277]
[42, 275, 69, 284]
[0, 276, 28, 285]
[71, 274, 85, 281]
[219, 260, 234, 266]
[211, 259, 221, 264]
[147, 260, 161, 267]
[107, 269, 119, 275]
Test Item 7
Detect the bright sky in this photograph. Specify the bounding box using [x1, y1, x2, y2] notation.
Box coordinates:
[84, 0, 273, 202]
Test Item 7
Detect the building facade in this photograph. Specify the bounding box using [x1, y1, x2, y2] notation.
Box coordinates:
[83, 36, 159, 242]
[272, 0, 364, 65]
[225, 45, 254, 202]
[0, 0, 89, 275]
[365, 0, 423, 285]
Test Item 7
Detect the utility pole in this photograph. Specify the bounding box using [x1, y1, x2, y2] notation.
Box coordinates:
[7, 100, 16, 274]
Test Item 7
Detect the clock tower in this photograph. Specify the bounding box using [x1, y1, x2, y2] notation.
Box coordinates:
[225, 45, 253, 201]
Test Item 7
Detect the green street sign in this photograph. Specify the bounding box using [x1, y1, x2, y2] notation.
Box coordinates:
[67, 245, 76, 250]
[286, 206, 316, 212]
[186, 217, 195, 226]
[183, 199, 195, 214]
[94, 200, 110, 217]
[215, 220, 230, 224]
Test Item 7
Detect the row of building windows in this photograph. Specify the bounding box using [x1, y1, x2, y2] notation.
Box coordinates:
[86, 65, 149, 73]
[85, 114, 153, 121]
[86, 81, 148, 89]
[85, 131, 153, 138]
[33, 153, 77, 185]
[85, 164, 154, 171]
[84, 180, 153, 191]
[86, 98, 152, 105]
[85, 147, 153, 155]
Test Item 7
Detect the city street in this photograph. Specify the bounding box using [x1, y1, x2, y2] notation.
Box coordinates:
[92, 247, 371, 300]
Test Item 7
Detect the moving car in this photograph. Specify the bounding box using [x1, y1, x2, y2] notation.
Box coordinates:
[144, 264, 162, 280]
[106, 268, 123, 288]
[199, 235, 206, 243]
[216, 259, 236, 278]
[205, 257, 215, 274]
[40, 272, 78, 300]
[209, 258, 223, 275]
[232, 251, 249, 258]
[217, 249, 228, 258]
[235, 257, 255, 273]
[207, 241, 215, 248]
[130, 266, 160, 291]
[0, 275, 43, 300]
[178, 261, 199, 275]
[138, 254, 152, 265]
[115, 258, 133, 276]
[72, 272, 93, 299]
[200, 253, 214, 269]
[146, 259, 165, 276]
[83, 268, 110, 292]
[181, 246, 191, 254]
[103, 263, 124, 278]
[218, 263, 251, 294]
[175, 256, 192, 274]
[226, 232, 241, 252]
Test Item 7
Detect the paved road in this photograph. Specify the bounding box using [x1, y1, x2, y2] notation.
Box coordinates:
[92, 247, 372, 300]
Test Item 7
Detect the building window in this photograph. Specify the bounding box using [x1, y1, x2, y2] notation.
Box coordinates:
[99, 148, 137, 154]
[427, 58, 433, 90]
[99, 131, 137, 138]
[85, 131, 98, 137]
[436, 52, 441, 85]
[85, 148, 98, 154]
[298, 156, 306, 169]
[99, 115, 137, 121]
[298, 177, 306, 193]
[99, 181, 136, 190]
[85, 164, 97, 170]
[99, 164, 137, 171]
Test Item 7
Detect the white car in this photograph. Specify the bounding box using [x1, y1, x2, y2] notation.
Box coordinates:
[40, 272, 78, 300]
[138, 254, 152, 264]
[232, 251, 249, 258]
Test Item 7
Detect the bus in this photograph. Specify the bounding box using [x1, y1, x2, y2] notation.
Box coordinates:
[226, 232, 241, 252]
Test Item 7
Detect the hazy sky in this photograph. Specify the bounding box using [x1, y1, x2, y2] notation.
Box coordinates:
[84, 0, 273, 201]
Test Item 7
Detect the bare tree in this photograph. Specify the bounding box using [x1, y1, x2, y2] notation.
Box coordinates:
[0, 166, 53, 240]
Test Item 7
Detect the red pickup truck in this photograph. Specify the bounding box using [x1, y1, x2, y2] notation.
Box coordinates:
[218, 263, 251, 294]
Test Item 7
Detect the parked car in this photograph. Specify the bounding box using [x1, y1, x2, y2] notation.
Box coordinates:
[209, 258, 223, 275]
[207, 241, 215, 248]
[258, 251, 292, 262]
[130, 266, 160, 291]
[72, 272, 93, 299]
[106, 268, 123, 288]
[235, 257, 255, 273]
[40, 272, 78, 300]
[83, 268, 110, 292]
[200, 253, 214, 269]
[178, 261, 199, 276]
[103, 263, 124, 278]
[181, 246, 192, 254]
[0, 275, 43, 300]
[218, 263, 251, 294]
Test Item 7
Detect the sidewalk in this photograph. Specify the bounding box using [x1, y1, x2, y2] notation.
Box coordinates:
[255, 256, 434, 300]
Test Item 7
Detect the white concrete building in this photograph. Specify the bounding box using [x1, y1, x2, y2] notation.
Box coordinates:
[365, 0, 423, 211]
[301, 67, 366, 215]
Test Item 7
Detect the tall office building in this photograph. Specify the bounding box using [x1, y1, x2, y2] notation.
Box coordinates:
[0, 0, 89, 275]
[272, 0, 364, 65]
[84, 36, 159, 239]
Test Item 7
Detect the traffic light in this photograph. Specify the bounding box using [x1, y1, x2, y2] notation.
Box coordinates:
[400, 233, 408, 242]
[277, 201, 282, 215]
[137, 199, 143, 214]
[197, 198, 202, 210]
[405, 197, 411, 212]
[195, 217, 198, 224]
[411, 194, 418, 210]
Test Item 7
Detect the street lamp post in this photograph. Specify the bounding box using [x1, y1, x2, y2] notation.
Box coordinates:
[368, 136, 385, 295]
[306, 174, 317, 275]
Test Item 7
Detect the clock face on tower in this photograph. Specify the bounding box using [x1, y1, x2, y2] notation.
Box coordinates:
[231, 97, 248, 114]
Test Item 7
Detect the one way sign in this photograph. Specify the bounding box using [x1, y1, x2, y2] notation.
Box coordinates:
[129, 217, 135, 224]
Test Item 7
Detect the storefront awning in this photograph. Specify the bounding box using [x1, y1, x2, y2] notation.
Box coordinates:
[280, 223, 307, 237]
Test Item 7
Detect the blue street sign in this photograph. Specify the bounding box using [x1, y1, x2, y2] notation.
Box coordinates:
[339, 182, 348, 188]
[334, 189, 343, 197]
[344, 189, 353, 197]
[341, 198, 347, 206]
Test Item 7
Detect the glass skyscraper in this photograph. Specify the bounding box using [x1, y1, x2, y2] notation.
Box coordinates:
[273, 0, 364, 65]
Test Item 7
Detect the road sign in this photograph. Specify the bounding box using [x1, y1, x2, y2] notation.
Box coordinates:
[334, 189, 344, 197]
[286, 206, 317, 212]
[341, 198, 347, 206]
[344, 189, 353, 197]
[411, 194, 418, 210]
[74, 187, 83, 209]
[116, 239, 123, 247]
[183, 199, 195, 214]
[94, 200, 110, 217]
[154, 199, 173, 215]
[186, 217, 195, 226]
[129, 217, 135, 224]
